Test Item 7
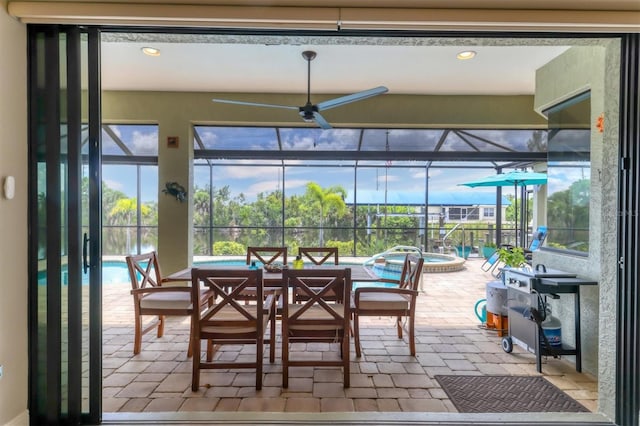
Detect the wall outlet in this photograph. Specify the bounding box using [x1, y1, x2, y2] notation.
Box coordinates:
[0, 365, 3, 379]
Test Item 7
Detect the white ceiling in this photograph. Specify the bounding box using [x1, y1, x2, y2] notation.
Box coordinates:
[100, 34, 576, 96]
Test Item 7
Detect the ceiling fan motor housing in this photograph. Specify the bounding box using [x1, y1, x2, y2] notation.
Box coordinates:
[299, 103, 318, 122]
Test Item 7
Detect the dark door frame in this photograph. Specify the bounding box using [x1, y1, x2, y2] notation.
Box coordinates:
[616, 33, 640, 426]
[27, 25, 102, 425]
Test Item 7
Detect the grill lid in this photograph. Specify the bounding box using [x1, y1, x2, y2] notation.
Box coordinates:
[504, 264, 577, 279]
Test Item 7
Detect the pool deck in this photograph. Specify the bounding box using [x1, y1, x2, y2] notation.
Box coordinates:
[102, 256, 599, 420]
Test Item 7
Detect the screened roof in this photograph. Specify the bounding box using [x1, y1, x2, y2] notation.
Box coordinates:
[193, 126, 547, 164]
[99, 124, 547, 168]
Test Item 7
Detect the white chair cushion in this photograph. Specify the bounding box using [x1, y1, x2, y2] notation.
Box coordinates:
[357, 292, 410, 311]
[139, 288, 209, 310]
[286, 304, 346, 330]
[140, 291, 192, 310]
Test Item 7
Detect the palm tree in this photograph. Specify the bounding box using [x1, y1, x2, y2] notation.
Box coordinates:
[193, 188, 210, 226]
[109, 198, 149, 253]
[305, 182, 347, 245]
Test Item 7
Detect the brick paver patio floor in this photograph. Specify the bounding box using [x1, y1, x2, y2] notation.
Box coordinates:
[102, 257, 598, 415]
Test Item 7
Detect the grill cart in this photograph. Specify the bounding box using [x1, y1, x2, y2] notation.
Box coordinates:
[501, 264, 597, 373]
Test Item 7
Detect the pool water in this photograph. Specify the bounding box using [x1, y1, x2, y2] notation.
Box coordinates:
[38, 261, 132, 286]
[42, 259, 401, 288]
[382, 253, 449, 264]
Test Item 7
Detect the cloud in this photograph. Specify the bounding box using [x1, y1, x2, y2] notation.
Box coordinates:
[246, 180, 281, 196]
[412, 170, 427, 179]
[377, 173, 401, 184]
[132, 130, 159, 155]
[197, 129, 218, 147]
[244, 179, 310, 198]
[103, 179, 124, 191]
[218, 164, 281, 179]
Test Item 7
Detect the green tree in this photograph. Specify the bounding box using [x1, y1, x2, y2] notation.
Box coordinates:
[108, 198, 150, 253]
[101, 180, 128, 223]
[547, 178, 590, 251]
[504, 194, 533, 224]
[193, 187, 210, 226]
[304, 182, 347, 245]
[213, 241, 246, 255]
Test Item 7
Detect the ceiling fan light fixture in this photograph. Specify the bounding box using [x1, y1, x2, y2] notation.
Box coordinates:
[141, 47, 161, 57]
[456, 50, 476, 60]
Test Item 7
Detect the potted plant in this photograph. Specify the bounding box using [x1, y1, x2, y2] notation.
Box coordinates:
[482, 242, 497, 259]
[454, 240, 472, 259]
[497, 246, 526, 268]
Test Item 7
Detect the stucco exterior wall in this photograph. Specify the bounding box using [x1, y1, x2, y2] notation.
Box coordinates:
[0, 1, 29, 424]
[533, 43, 620, 419]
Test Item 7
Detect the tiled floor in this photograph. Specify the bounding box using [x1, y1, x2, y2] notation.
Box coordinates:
[102, 257, 598, 415]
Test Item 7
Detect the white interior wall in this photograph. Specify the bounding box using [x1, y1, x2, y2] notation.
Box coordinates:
[0, 1, 29, 424]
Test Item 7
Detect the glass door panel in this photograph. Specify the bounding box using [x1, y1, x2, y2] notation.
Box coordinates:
[28, 26, 101, 424]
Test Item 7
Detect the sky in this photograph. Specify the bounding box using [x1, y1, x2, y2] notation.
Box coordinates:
[100, 124, 547, 204]
[102, 160, 519, 206]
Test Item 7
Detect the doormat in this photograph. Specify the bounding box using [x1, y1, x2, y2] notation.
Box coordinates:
[434, 375, 589, 413]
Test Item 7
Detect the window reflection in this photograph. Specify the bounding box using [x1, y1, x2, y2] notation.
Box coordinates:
[101, 124, 159, 254]
[545, 92, 591, 254]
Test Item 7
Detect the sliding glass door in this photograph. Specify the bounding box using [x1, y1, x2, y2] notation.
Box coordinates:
[28, 26, 102, 424]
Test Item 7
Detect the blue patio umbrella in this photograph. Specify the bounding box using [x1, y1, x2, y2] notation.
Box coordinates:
[458, 171, 547, 247]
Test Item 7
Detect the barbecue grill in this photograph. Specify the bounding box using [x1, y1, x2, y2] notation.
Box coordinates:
[501, 264, 597, 373]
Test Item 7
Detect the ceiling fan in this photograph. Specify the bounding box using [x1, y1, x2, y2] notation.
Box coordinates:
[212, 50, 388, 129]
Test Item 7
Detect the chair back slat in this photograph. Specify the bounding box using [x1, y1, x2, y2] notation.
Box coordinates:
[246, 246, 287, 266]
[283, 268, 351, 327]
[191, 268, 263, 326]
[126, 251, 162, 290]
[298, 247, 339, 265]
[398, 254, 424, 291]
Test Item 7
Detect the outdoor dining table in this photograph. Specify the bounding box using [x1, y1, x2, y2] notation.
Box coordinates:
[166, 264, 382, 314]
[165, 264, 381, 283]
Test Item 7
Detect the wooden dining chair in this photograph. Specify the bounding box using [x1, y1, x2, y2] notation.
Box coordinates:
[352, 254, 424, 357]
[298, 247, 339, 265]
[281, 268, 352, 388]
[246, 246, 288, 268]
[125, 251, 213, 356]
[242, 246, 288, 301]
[293, 247, 339, 304]
[190, 268, 277, 391]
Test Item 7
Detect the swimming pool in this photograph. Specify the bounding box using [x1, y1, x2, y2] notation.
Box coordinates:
[371, 252, 465, 273]
[38, 261, 133, 285]
[43, 259, 401, 287]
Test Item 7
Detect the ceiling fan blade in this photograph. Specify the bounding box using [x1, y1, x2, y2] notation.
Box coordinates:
[212, 98, 299, 110]
[312, 112, 332, 130]
[317, 86, 389, 111]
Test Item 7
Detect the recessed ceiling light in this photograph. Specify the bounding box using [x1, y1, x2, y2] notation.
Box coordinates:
[456, 50, 476, 60]
[141, 47, 160, 57]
